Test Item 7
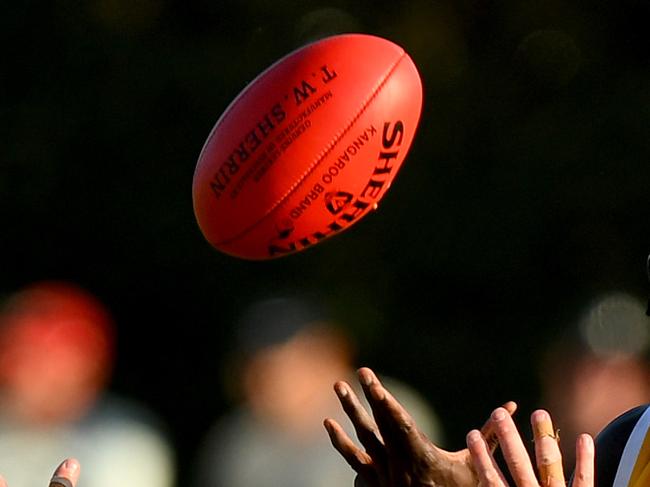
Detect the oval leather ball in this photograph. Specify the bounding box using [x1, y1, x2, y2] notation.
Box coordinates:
[192, 33, 423, 260]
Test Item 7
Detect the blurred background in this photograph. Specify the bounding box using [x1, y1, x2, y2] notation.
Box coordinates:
[1, 0, 650, 485]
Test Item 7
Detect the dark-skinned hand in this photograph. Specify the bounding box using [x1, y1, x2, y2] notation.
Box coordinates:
[324, 367, 517, 487]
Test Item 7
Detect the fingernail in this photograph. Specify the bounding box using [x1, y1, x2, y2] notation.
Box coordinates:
[492, 408, 506, 421]
[63, 460, 79, 473]
[578, 433, 594, 451]
[359, 369, 373, 387]
[532, 409, 550, 423]
[335, 383, 348, 397]
[467, 429, 482, 444]
[532, 410, 556, 441]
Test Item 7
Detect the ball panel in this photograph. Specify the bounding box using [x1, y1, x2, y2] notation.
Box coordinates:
[193, 35, 404, 240]
[215, 54, 422, 259]
[192, 34, 422, 259]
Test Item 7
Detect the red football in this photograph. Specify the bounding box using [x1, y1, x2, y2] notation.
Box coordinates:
[192, 33, 423, 260]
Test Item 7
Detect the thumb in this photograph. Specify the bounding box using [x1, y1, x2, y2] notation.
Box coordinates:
[49, 459, 81, 487]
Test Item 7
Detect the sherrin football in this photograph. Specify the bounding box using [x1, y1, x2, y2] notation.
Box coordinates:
[192, 33, 423, 260]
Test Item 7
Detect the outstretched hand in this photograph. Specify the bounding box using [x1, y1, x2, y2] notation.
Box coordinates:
[0, 458, 80, 487]
[466, 407, 594, 487]
[324, 367, 517, 487]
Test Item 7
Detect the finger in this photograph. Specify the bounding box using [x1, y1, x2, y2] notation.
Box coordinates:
[0, 475, 6, 487]
[357, 367, 426, 455]
[572, 434, 594, 487]
[466, 429, 507, 487]
[334, 381, 386, 460]
[531, 410, 564, 487]
[480, 401, 518, 452]
[49, 459, 81, 487]
[324, 418, 377, 481]
[491, 407, 538, 487]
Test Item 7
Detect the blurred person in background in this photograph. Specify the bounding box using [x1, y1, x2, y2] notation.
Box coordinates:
[539, 291, 650, 471]
[191, 293, 442, 487]
[0, 281, 175, 487]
